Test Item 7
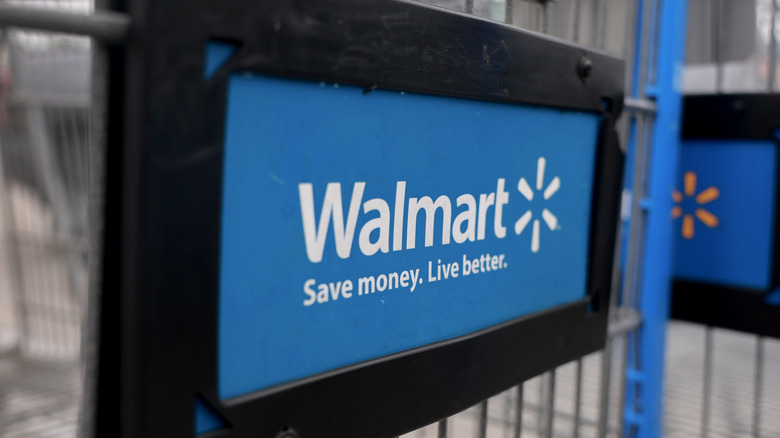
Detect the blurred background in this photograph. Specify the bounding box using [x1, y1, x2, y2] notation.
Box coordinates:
[0, 0, 779, 437]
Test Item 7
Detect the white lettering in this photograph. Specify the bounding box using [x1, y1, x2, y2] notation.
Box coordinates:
[494, 178, 509, 238]
[358, 198, 390, 256]
[452, 194, 477, 243]
[303, 279, 316, 306]
[299, 182, 364, 263]
[407, 196, 452, 249]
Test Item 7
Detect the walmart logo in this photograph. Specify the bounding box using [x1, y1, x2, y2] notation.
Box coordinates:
[298, 156, 566, 262]
[515, 157, 561, 253]
[672, 171, 720, 239]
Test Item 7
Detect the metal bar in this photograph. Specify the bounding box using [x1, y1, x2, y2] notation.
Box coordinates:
[537, 376, 545, 436]
[503, 389, 512, 438]
[438, 419, 447, 438]
[572, 0, 581, 43]
[596, 0, 607, 50]
[544, 371, 555, 438]
[6, 93, 91, 109]
[623, 114, 644, 309]
[597, 344, 612, 438]
[513, 384, 523, 438]
[619, 113, 647, 434]
[573, 359, 583, 438]
[541, 1, 549, 35]
[24, 107, 74, 238]
[616, 335, 628, 437]
[623, 0, 638, 99]
[644, 0, 661, 90]
[505, 0, 514, 24]
[7, 100, 43, 356]
[40, 237, 64, 356]
[701, 327, 713, 438]
[78, 0, 111, 428]
[633, 1, 688, 437]
[629, 0, 646, 98]
[0, 132, 30, 353]
[753, 336, 764, 438]
[60, 106, 87, 306]
[624, 97, 657, 115]
[464, 0, 474, 14]
[477, 400, 488, 438]
[608, 309, 643, 337]
[714, 0, 724, 93]
[769, 0, 778, 91]
[0, 5, 129, 43]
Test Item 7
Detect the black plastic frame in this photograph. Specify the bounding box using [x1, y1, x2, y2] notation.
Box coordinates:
[674, 94, 780, 338]
[94, 1, 625, 437]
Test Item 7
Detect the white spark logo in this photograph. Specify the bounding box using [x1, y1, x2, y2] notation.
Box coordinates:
[515, 157, 561, 253]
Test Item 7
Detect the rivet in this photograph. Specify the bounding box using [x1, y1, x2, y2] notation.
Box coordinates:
[577, 56, 593, 80]
[275, 427, 299, 438]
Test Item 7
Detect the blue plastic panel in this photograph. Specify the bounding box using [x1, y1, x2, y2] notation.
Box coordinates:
[674, 140, 777, 290]
[218, 74, 601, 400]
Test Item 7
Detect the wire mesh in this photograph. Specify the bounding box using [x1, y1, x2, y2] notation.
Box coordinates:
[0, 1, 92, 435]
[0, 26, 90, 359]
[665, 322, 780, 438]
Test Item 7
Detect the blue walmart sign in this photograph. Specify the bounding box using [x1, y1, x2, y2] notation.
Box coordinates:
[217, 74, 601, 400]
[674, 140, 778, 290]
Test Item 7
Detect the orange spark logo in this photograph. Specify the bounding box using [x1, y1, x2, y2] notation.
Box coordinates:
[672, 171, 720, 239]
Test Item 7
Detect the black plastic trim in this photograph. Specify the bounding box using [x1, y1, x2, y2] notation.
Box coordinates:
[682, 94, 780, 140]
[671, 280, 780, 338]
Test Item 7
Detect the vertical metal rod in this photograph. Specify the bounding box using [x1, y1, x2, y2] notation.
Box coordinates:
[595, 0, 607, 49]
[5, 73, 38, 356]
[624, 0, 639, 98]
[637, 0, 651, 97]
[541, 1, 549, 34]
[41, 233, 62, 356]
[623, 115, 646, 311]
[753, 336, 764, 438]
[572, 0, 581, 43]
[438, 419, 448, 438]
[503, 390, 512, 438]
[513, 384, 524, 438]
[643, 0, 661, 89]
[0, 127, 29, 353]
[477, 400, 488, 438]
[505, 0, 513, 24]
[65, 105, 89, 315]
[60, 106, 84, 355]
[714, 0, 724, 93]
[79, 0, 111, 425]
[701, 328, 714, 438]
[618, 24, 650, 433]
[464, 0, 474, 14]
[769, 0, 778, 91]
[537, 376, 545, 436]
[544, 370, 555, 438]
[573, 359, 583, 438]
[616, 335, 628, 437]
[597, 341, 612, 438]
[25, 107, 75, 235]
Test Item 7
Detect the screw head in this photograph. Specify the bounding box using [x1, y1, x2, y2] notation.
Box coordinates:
[275, 428, 298, 438]
[733, 99, 746, 114]
[577, 56, 593, 80]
